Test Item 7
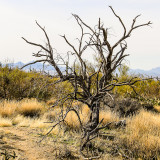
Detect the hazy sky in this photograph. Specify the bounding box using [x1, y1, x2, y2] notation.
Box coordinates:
[0, 0, 160, 70]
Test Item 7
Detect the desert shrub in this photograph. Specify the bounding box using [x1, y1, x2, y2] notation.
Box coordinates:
[0, 65, 58, 101]
[113, 65, 160, 102]
[114, 98, 142, 117]
[102, 95, 142, 117]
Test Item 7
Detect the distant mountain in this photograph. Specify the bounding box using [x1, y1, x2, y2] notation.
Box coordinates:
[4, 61, 65, 75]
[3, 61, 160, 77]
[130, 67, 160, 77]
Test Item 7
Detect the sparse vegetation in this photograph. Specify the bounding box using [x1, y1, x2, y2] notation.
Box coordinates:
[1, 99, 160, 159]
[1, 67, 160, 159]
[0, 5, 159, 160]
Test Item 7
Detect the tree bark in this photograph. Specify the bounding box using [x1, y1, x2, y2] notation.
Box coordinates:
[88, 101, 100, 130]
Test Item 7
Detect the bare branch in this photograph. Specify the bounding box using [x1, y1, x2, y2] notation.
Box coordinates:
[22, 37, 50, 53]
[35, 21, 53, 54]
[109, 6, 126, 36]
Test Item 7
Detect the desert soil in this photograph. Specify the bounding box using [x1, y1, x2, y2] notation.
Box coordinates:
[0, 126, 60, 160]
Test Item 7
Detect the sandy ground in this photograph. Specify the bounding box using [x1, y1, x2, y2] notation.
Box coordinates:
[0, 127, 58, 160]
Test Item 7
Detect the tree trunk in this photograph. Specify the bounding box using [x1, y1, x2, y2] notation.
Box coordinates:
[88, 101, 100, 131]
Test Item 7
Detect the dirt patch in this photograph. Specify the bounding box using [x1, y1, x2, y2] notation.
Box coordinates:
[0, 127, 60, 160]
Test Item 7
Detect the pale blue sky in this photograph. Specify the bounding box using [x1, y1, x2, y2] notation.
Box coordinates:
[0, 0, 160, 70]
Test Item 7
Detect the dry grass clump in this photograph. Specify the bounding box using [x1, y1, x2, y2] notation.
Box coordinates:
[12, 114, 50, 128]
[80, 104, 90, 115]
[0, 99, 51, 128]
[79, 104, 90, 124]
[12, 115, 26, 126]
[154, 105, 160, 113]
[17, 99, 44, 117]
[121, 109, 160, 159]
[30, 118, 50, 128]
[99, 110, 119, 125]
[54, 145, 78, 160]
[64, 105, 120, 129]
[0, 100, 18, 117]
[0, 116, 12, 127]
[65, 111, 82, 129]
[65, 104, 91, 129]
[0, 99, 46, 118]
[44, 125, 63, 136]
[16, 116, 34, 127]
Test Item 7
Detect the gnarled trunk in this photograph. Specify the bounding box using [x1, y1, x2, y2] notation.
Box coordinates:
[81, 101, 100, 151]
[90, 101, 100, 124]
[87, 101, 100, 131]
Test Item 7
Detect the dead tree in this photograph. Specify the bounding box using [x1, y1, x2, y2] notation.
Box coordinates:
[22, 6, 151, 155]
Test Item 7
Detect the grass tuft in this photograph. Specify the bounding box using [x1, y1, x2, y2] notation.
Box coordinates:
[99, 110, 119, 125]
[17, 99, 44, 117]
[65, 111, 82, 129]
[0, 117, 12, 127]
[0, 100, 17, 117]
[154, 105, 160, 112]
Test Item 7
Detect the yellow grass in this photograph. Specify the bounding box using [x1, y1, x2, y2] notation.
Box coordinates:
[64, 104, 120, 129]
[99, 110, 119, 125]
[79, 104, 90, 124]
[64, 104, 91, 129]
[80, 104, 90, 115]
[12, 115, 26, 126]
[0, 100, 17, 117]
[41, 125, 64, 137]
[0, 99, 120, 129]
[154, 105, 160, 112]
[12, 114, 50, 128]
[31, 118, 50, 128]
[0, 117, 12, 127]
[50, 125, 62, 135]
[2, 98, 160, 159]
[121, 109, 160, 158]
[65, 111, 81, 129]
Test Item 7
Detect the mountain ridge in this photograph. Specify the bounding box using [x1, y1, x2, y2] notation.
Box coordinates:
[3, 61, 160, 77]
